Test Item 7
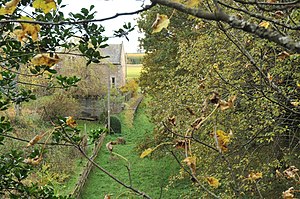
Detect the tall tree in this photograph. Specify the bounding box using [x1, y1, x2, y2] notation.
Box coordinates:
[138, 2, 300, 198]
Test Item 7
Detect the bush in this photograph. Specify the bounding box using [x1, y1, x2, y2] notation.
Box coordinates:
[110, 116, 121, 134]
[120, 79, 139, 97]
[36, 92, 80, 121]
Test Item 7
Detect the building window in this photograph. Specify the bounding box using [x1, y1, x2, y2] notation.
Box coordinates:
[111, 77, 116, 87]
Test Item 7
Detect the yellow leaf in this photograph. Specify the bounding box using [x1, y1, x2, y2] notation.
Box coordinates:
[13, 29, 27, 42]
[259, 21, 270, 29]
[206, 177, 220, 188]
[31, 53, 60, 67]
[183, 156, 196, 174]
[0, 73, 3, 81]
[140, 148, 153, 158]
[20, 16, 41, 41]
[247, 171, 263, 181]
[214, 130, 230, 152]
[152, 14, 170, 34]
[33, 0, 57, 14]
[0, 0, 20, 15]
[66, 116, 77, 128]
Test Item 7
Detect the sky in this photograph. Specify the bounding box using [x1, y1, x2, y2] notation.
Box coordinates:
[61, 0, 150, 53]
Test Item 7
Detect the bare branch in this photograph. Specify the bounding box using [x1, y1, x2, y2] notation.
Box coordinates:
[0, 3, 156, 26]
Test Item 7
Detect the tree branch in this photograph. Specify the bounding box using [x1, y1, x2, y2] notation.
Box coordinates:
[0, 3, 156, 26]
[151, 0, 300, 53]
[77, 146, 152, 199]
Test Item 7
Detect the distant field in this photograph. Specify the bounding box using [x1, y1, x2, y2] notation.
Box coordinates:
[127, 64, 143, 79]
[126, 53, 145, 64]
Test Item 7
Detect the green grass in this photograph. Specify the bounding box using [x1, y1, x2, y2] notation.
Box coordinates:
[127, 64, 143, 79]
[54, 120, 105, 196]
[80, 101, 195, 199]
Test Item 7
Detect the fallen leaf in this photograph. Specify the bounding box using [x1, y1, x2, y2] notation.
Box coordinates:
[33, 0, 56, 14]
[140, 148, 153, 158]
[104, 194, 111, 199]
[206, 176, 220, 188]
[106, 142, 114, 153]
[152, 14, 170, 33]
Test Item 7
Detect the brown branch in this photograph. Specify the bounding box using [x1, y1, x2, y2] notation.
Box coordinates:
[233, 0, 300, 6]
[218, 1, 300, 30]
[169, 150, 220, 198]
[1, 133, 73, 146]
[16, 81, 60, 88]
[217, 22, 300, 115]
[0, 3, 156, 26]
[162, 122, 219, 152]
[77, 146, 152, 199]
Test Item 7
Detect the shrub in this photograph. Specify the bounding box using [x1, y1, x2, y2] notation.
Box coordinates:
[120, 79, 139, 97]
[36, 92, 80, 121]
[110, 116, 121, 134]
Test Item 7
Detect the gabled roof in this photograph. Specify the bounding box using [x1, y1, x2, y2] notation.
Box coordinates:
[100, 43, 123, 65]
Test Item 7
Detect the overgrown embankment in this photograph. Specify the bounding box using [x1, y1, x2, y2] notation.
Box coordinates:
[80, 99, 195, 198]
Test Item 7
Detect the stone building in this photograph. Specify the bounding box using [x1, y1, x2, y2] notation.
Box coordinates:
[59, 43, 127, 119]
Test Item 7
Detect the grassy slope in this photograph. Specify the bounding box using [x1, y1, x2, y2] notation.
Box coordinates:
[81, 102, 194, 198]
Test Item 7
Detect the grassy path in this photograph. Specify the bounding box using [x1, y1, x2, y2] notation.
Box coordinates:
[80, 101, 194, 198]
